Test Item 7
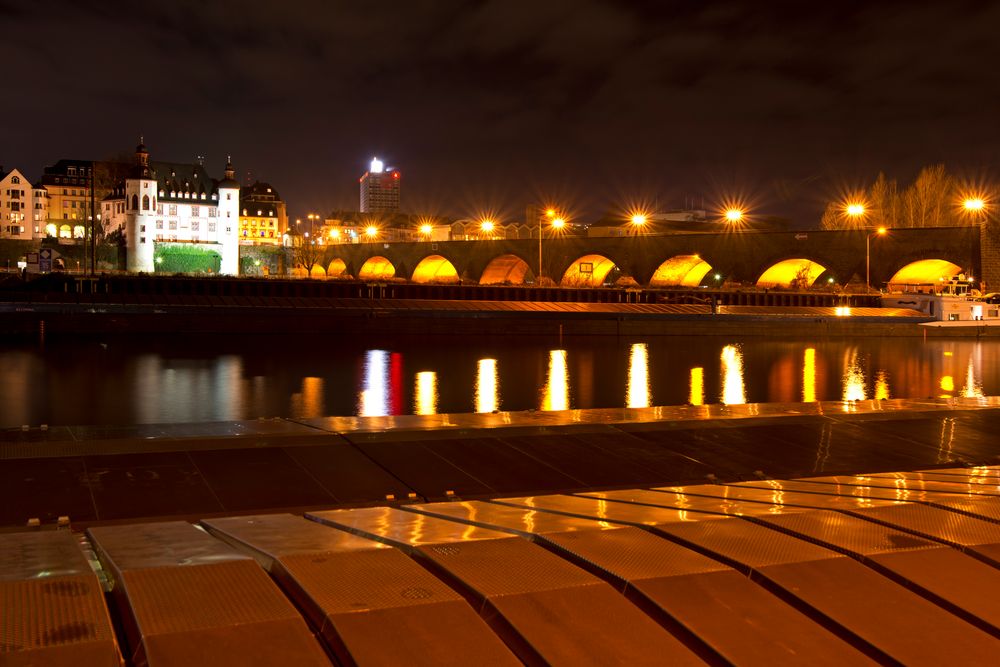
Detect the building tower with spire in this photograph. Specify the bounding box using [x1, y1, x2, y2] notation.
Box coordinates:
[124, 139, 157, 272]
[216, 156, 240, 275]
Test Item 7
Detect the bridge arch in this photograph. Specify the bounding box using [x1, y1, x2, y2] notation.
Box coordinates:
[888, 259, 965, 285]
[649, 254, 714, 287]
[412, 254, 459, 284]
[756, 258, 829, 288]
[358, 256, 396, 281]
[480, 254, 532, 285]
[561, 254, 618, 287]
[327, 258, 347, 278]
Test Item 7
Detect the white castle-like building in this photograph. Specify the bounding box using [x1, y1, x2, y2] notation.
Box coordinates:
[102, 142, 240, 274]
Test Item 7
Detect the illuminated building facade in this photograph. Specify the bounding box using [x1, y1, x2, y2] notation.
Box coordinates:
[359, 157, 400, 214]
[101, 142, 240, 274]
[239, 181, 287, 245]
[0, 168, 43, 240]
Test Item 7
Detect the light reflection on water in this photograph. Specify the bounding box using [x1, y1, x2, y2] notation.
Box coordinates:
[720, 345, 746, 405]
[542, 350, 569, 411]
[627, 343, 650, 408]
[476, 359, 499, 413]
[4, 336, 1000, 426]
[415, 371, 438, 415]
[358, 349, 389, 417]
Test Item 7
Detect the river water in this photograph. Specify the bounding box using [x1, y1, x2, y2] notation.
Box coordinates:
[1, 334, 996, 427]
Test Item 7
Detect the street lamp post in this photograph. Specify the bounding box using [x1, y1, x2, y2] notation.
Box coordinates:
[866, 227, 887, 292]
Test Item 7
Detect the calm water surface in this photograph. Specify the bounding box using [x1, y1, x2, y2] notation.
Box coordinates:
[1, 334, 997, 427]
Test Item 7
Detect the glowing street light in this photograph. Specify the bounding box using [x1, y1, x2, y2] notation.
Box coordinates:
[329, 228, 340, 241]
[866, 226, 888, 292]
[420, 223, 433, 236]
[365, 225, 378, 239]
[725, 208, 744, 223]
[964, 197, 986, 212]
[538, 209, 567, 285]
[845, 202, 865, 217]
[630, 213, 648, 226]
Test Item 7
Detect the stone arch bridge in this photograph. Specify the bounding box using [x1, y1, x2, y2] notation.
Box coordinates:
[310, 227, 983, 290]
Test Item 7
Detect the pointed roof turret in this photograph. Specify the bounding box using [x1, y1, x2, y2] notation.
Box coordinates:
[218, 154, 240, 189]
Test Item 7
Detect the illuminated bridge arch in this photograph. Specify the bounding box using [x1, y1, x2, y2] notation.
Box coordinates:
[327, 258, 347, 278]
[649, 255, 714, 287]
[358, 256, 396, 281]
[757, 258, 828, 288]
[480, 254, 531, 285]
[561, 254, 618, 287]
[888, 259, 965, 285]
[411, 255, 459, 284]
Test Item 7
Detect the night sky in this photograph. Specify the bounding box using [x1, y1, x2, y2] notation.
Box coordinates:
[3, 1, 999, 225]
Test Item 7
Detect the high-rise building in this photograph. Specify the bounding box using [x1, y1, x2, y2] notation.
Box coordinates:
[359, 157, 400, 214]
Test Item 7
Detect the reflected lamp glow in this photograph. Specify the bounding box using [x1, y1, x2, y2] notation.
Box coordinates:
[626, 343, 650, 408]
[961, 358, 983, 398]
[475, 359, 499, 413]
[720, 345, 746, 405]
[802, 348, 816, 403]
[542, 350, 569, 411]
[940, 375, 955, 393]
[358, 349, 389, 416]
[874, 370, 890, 400]
[842, 360, 866, 402]
[415, 371, 438, 415]
[689, 367, 705, 406]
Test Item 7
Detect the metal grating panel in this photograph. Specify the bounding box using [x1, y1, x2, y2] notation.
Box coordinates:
[492, 493, 720, 525]
[202, 514, 385, 570]
[1, 576, 120, 665]
[405, 500, 618, 536]
[929, 496, 1000, 523]
[543, 526, 730, 580]
[674, 483, 903, 511]
[278, 549, 465, 614]
[0, 531, 121, 666]
[658, 518, 841, 568]
[758, 557, 999, 663]
[852, 503, 1000, 547]
[736, 478, 947, 504]
[417, 537, 597, 598]
[308, 507, 512, 549]
[633, 569, 869, 665]
[122, 560, 311, 636]
[800, 475, 999, 498]
[759, 510, 940, 556]
[0, 531, 94, 582]
[487, 585, 705, 666]
[88, 521, 249, 572]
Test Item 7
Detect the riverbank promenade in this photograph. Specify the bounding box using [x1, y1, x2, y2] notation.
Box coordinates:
[5, 399, 1000, 663]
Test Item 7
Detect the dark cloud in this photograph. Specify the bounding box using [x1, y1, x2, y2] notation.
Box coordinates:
[2, 0, 999, 223]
